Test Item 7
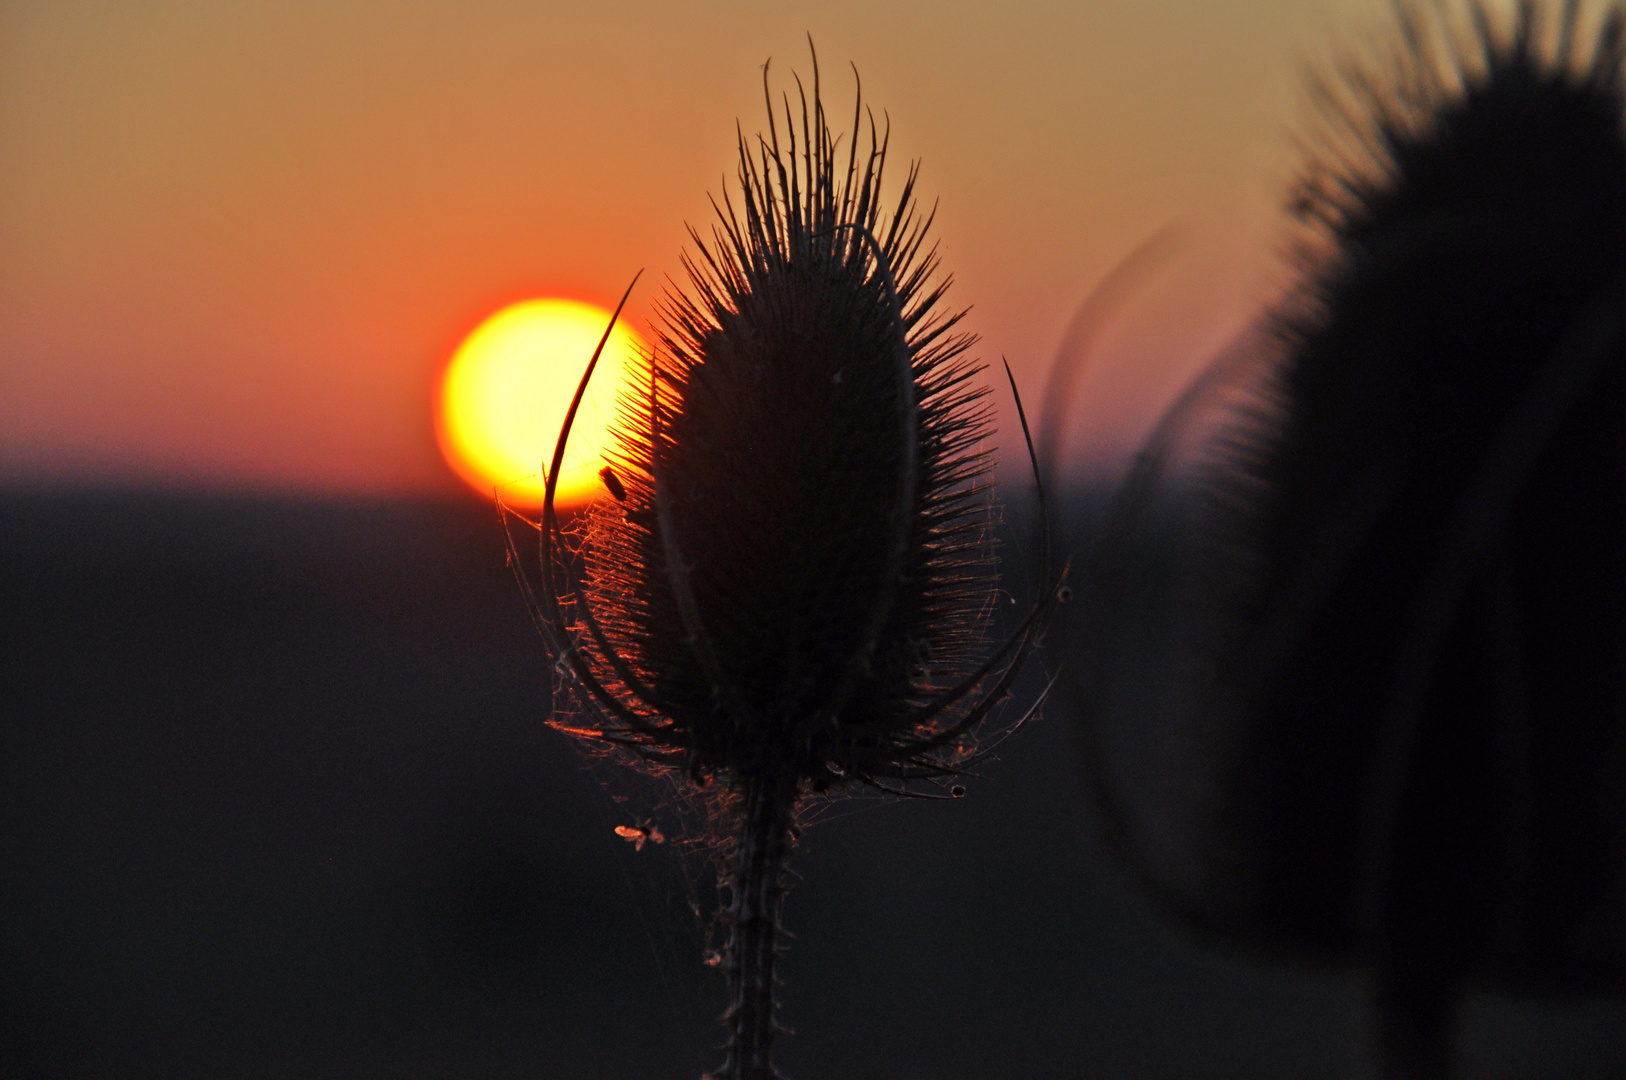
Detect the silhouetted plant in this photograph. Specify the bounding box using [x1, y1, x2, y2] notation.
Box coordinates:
[1063, 2, 1626, 1076]
[507, 52, 1059, 1080]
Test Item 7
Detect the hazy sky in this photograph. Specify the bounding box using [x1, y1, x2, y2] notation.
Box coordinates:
[1, 0, 1386, 497]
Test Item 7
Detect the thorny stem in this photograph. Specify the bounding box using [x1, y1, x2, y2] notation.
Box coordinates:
[710, 770, 800, 1080]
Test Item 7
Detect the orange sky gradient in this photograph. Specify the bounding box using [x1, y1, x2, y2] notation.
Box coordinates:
[0, 0, 1390, 499]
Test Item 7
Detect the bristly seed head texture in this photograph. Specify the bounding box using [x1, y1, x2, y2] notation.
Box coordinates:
[1071, 0, 1626, 997]
[1065, 4, 1626, 1074]
[1240, 0, 1626, 967]
[533, 54, 1049, 802]
[516, 52, 1055, 1080]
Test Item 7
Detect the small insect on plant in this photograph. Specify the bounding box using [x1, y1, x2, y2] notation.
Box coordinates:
[505, 48, 1063, 1080]
[612, 820, 666, 852]
[1064, 2, 1626, 1077]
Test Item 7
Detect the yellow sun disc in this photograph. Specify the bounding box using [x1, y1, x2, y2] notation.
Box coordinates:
[436, 298, 646, 509]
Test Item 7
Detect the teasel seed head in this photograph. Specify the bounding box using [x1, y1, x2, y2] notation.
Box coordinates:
[1245, 0, 1626, 979]
[516, 54, 1057, 800]
[506, 51, 1058, 1080]
[1068, 2, 1626, 1074]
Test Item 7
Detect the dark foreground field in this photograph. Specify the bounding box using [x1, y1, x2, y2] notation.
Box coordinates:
[4, 487, 1622, 1078]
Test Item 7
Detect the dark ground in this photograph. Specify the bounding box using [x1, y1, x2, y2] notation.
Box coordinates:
[4, 486, 1623, 1078]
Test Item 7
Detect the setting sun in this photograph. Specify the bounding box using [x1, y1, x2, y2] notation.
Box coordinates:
[435, 298, 647, 508]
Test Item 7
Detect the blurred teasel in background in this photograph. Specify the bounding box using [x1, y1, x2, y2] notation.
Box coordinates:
[1058, 1, 1626, 1076]
[508, 53, 1059, 1080]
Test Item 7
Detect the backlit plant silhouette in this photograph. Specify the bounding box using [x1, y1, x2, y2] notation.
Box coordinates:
[1062, 2, 1626, 1077]
[507, 54, 1059, 1080]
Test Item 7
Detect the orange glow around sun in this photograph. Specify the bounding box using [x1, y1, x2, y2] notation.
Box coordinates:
[436, 297, 648, 509]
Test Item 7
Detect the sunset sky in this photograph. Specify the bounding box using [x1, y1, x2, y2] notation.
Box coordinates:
[1, 0, 1388, 499]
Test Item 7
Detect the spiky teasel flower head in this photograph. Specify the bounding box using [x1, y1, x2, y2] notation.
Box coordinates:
[1243, 0, 1626, 966]
[510, 52, 1055, 1080]
[1279, 0, 1626, 519]
[1068, 2, 1626, 1073]
[528, 58, 1054, 800]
